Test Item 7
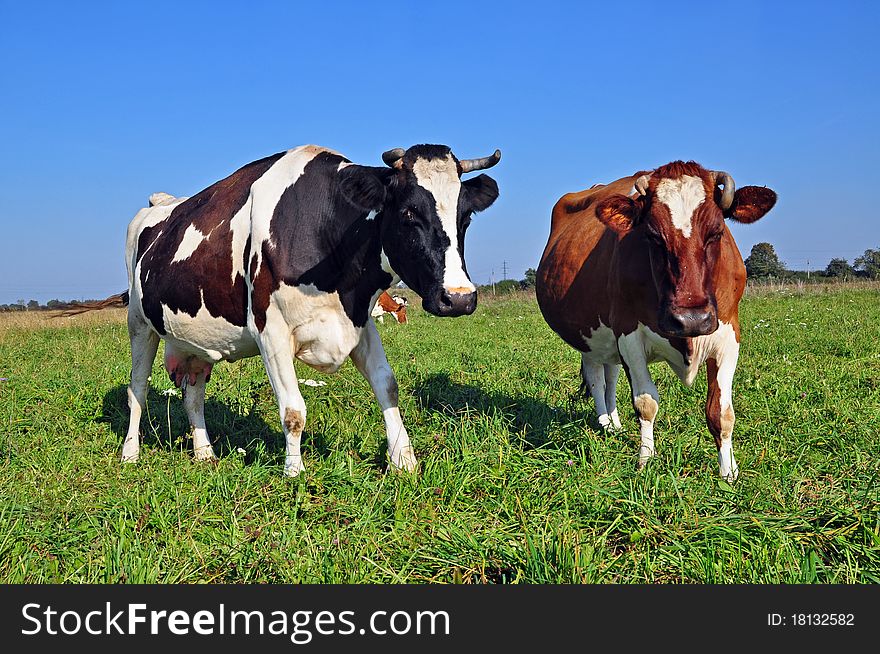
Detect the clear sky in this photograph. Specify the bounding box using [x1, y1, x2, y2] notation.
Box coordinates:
[1, 0, 877, 303]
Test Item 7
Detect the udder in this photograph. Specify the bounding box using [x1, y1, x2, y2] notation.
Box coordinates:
[164, 347, 213, 387]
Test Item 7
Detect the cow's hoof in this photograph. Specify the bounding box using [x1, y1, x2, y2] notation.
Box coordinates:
[121, 438, 140, 463]
[718, 450, 739, 482]
[602, 422, 624, 434]
[193, 445, 218, 462]
[636, 446, 654, 470]
[390, 447, 418, 473]
[720, 466, 740, 483]
[284, 459, 306, 477]
[598, 411, 623, 432]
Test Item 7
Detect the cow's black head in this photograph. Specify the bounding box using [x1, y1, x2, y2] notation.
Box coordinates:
[337, 144, 500, 317]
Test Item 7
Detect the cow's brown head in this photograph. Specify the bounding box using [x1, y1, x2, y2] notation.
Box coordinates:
[594, 161, 776, 337]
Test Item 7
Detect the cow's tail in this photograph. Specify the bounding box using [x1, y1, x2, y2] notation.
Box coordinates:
[54, 291, 129, 318]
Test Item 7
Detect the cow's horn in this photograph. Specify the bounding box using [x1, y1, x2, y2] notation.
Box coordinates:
[459, 149, 501, 173]
[634, 174, 651, 196]
[713, 171, 736, 210]
[382, 148, 406, 168]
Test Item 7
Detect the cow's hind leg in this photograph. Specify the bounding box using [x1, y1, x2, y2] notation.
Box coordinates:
[618, 333, 660, 468]
[706, 338, 740, 481]
[350, 320, 417, 472]
[604, 363, 623, 430]
[581, 355, 613, 430]
[123, 315, 160, 462]
[255, 316, 307, 477]
[182, 372, 217, 461]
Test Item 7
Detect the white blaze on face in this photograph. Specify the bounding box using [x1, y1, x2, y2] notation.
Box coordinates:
[411, 154, 475, 294]
[654, 175, 705, 238]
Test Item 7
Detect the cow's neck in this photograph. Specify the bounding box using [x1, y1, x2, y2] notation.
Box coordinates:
[295, 210, 393, 328]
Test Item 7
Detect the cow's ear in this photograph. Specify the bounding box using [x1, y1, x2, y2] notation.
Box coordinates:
[462, 174, 499, 213]
[726, 186, 777, 223]
[338, 166, 392, 212]
[595, 195, 639, 234]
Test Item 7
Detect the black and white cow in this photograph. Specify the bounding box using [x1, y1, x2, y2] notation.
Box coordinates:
[124, 144, 500, 476]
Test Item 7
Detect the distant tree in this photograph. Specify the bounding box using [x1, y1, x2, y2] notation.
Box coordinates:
[46, 299, 64, 309]
[744, 242, 786, 278]
[494, 279, 520, 294]
[824, 258, 855, 279]
[854, 248, 880, 279]
[27, 299, 40, 311]
[520, 267, 537, 289]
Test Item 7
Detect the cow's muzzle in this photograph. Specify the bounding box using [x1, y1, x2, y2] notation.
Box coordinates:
[424, 287, 477, 317]
[659, 305, 718, 338]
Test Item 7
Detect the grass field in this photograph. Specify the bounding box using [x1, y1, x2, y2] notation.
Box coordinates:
[1, 284, 878, 583]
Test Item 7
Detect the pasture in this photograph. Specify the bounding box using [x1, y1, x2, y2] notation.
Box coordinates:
[0, 284, 878, 583]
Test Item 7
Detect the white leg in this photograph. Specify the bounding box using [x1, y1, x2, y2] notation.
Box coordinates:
[350, 320, 417, 472]
[255, 310, 307, 477]
[182, 373, 217, 461]
[581, 355, 611, 429]
[604, 363, 622, 430]
[618, 332, 659, 468]
[123, 315, 159, 463]
[706, 339, 740, 481]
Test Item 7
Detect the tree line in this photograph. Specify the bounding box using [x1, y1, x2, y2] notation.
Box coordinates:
[744, 243, 880, 281]
[481, 245, 880, 296]
[8, 246, 877, 311]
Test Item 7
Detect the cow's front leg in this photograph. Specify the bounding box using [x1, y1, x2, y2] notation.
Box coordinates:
[618, 333, 660, 468]
[255, 315, 307, 477]
[706, 338, 740, 481]
[350, 320, 417, 472]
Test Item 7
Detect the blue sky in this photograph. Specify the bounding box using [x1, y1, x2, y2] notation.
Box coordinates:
[1, 0, 877, 303]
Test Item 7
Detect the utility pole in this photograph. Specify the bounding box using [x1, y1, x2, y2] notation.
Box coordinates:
[491, 270, 496, 295]
[806, 259, 810, 279]
[502, 260, 508, 281]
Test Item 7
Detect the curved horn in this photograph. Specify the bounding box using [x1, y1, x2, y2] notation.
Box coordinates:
[634, 174, 651, 196]
[714, 171, 736, 211]
[459, 149, 501, 173]
[382, 148, 406, 168]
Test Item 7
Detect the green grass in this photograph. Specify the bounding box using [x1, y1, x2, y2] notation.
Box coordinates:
[0, 286, 878, 583]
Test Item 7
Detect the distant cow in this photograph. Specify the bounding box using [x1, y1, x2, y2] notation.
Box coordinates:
[536, 161, 776, 480]
[124, 144, 500, 476]
[371, 291, 407, 324]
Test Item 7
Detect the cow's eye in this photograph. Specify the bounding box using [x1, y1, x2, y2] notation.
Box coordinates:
[402, 208, 417, 222]
[705, 231, 723, 246]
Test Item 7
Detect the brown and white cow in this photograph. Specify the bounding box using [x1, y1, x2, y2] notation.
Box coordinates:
[536, 161, 776, 480]
[371, 291, 408, 324]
